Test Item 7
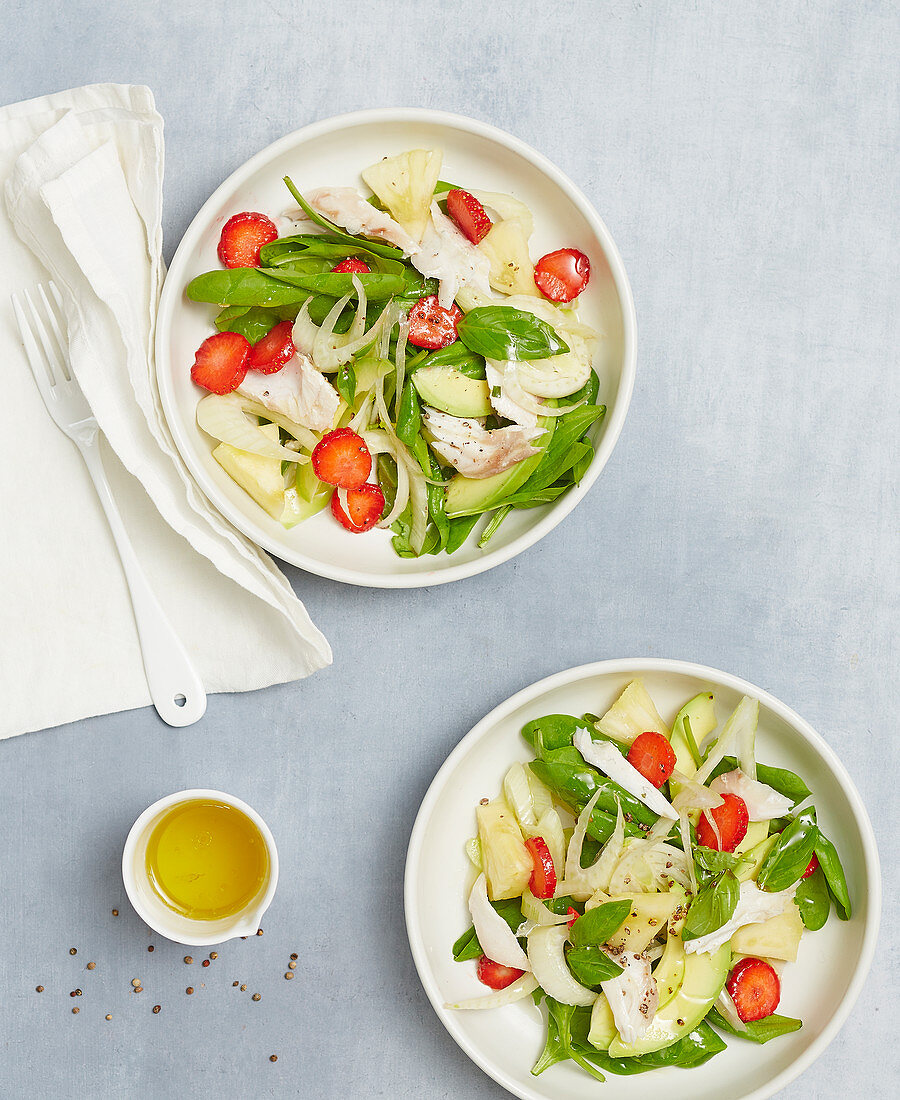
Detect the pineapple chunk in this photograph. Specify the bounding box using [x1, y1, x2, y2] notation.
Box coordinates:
[476, 797, 532, 901]
[731, 905, 804, 962]
[595, 680, 670, 745]
[361, 148, 442, 243]
[604, 891, 683, 954]
[213, 424, 284, 520]
[478, 219, 540, 296]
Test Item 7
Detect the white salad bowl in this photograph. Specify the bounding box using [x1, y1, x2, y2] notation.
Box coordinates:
[155, 108, 636, 587]
[404, 659, 880, 1100]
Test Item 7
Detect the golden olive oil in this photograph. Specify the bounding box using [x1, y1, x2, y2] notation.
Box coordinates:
[145, 799, 269, 920]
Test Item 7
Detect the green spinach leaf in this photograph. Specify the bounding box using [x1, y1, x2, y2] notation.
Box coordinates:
[708, 1007, 802, 1043]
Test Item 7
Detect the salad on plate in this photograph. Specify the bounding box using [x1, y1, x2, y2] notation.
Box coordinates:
[184, 147, 605, 557]
[448, 680, 851, 1083]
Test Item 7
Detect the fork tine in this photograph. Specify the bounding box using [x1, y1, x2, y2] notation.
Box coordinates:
[37, 283, 71, 381]
[22, 287, 69, 387]
[11, 292, 55, 394]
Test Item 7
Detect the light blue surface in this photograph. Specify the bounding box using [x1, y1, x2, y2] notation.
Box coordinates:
[1, 1, 897, 1097]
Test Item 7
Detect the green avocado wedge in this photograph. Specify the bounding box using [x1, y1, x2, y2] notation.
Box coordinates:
[443, 416, 555, 518]
[412, 365, 492, 417]
[669, 692, 717, 780]
[606, 943, 731, 1057]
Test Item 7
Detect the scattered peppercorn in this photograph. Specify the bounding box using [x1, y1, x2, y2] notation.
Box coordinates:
[256, 928, 263, 936]
[232, 981, 239, 987]
[69, 948, 77, 956]
[240, 984, 247, 992]
[153, 1005, 161, 1014]
[290, 953, 298, 961]
[186, 987, 194, 995]
[284, 972, 293, 980]
[209, 952, 218, 960]
[72, 1007, 79, 1014]
[184, 956, 193, 964]
[677, 1018, 685, 1026]
[269, 1055, 278, 1063]
[69, 991, 77, 998]
[86, 962, 96, 970]
[147, 946, 154, 953]
[105, 1014, 112, 1021]
[75, 989, 83, 996]
[131, 979, 141, 988]
[202, 960, 210, 968]
[35, 986, 44, 993]
[252, 993, 261, 1002]
[288, 961, 296, 970]
[111, 909, 118, 916]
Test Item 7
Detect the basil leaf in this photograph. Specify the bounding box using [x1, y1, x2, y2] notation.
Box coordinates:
[566, 946, 624, 986]
[214, 305, 279, 344]
[708, 1007, 802, 1043]
[576, 1021, 727, 1074]
[457, 306, 570, 361]
[709, 756, 811, 805]
[569, 900, 633, 947]
[794, 867, 830, 930]
[334, 364, 356, 406]
[757, 807, 819, 892]
[815, 832, 851, 920]
[694, 846, 740, 880]
[452, 897, 523, 961]
[421, 342, 486, 377]
[682, 871, 740, 940]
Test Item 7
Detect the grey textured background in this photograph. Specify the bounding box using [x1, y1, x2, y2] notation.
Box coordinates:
[1, 0, 897, 1097]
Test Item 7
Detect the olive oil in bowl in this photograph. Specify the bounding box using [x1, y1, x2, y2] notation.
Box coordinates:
[145, 799, 270, 921]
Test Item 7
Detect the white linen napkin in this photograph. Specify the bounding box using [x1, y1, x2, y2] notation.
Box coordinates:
[0, 83, 331, 740]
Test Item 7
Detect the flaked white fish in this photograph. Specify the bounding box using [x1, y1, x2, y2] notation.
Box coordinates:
[238, 353, 339, 433]
[300, 187, 420, 255]
[684, 880, 798, 955]
[411, 203, 493, 308]
[710, 769, 794, 821]
[421, 406, 542, 478]
[600, 947, 659, 1045]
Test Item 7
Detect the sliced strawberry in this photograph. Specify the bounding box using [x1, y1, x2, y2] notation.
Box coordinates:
[312, 428, 372, 489]
[566, 906, 580, 928]
[476, 956, 524, 991]
[217, 211, 279, 269]
[446, 189, 492, 244]
[524, 837, 557, 900]
[627, 732, 676, 789]
[696, 792, 749, 853]
[190, 331, 250, 394]
[247, 320, 295, 374]
[407, 294, 463, 349]
[331, 257, 371, 274]
[727, 957, 781, 1022]
[534, 247, 591, 302]
[330, 484, 385, 533]
[801, 853, 820, 879]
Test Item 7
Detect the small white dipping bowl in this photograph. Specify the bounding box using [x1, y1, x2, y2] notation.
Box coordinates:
[122, 788, 279, 947]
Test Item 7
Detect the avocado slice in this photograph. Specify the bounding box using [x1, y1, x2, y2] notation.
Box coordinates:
[606, 942, 731, 1056]
[412, 365, 492, 417]
[669, 692, 717, 787]
[443, 416, 554, 518]
[587, 993, 618, 1051]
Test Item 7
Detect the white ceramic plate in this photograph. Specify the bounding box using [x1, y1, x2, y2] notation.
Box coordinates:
[404, 659, 880, 1100]
[155, 109, 636, 587]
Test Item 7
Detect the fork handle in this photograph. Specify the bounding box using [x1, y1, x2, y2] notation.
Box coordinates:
[79, 441, 207, 727]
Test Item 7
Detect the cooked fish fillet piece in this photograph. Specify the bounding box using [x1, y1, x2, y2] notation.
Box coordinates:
[238, 353, 339, 433]
[422, 406, 542, 478]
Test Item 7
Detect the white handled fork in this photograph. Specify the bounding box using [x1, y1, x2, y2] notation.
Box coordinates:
[12, 283, 207, 727]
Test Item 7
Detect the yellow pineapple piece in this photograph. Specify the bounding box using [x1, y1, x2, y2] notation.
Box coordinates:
[478, 219, 540, 296]
[361, 148, 443, 243]
[476, 797, 533, 900]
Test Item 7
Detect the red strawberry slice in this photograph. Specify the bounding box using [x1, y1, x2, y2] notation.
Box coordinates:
[524, 836, 557, 900]
[190, 331, 250, 394]
[727, 957, 781, 1022]
[330, 484, 385, 533]
[696, 792, 749, 853]
[534, 247, 591, 302]
[566, 906, 580, 928]
[248, 321, 295, 374]
[312, 428, 372, 489]
[627, 732, 677, 789]
[476, 956, 524, 990]
[332, 257, 371, 274]
[407, 294, 463, 349]
[446, 189, 492, 244]
[217, 211, 279, 268]
[801, 853, 820, 879]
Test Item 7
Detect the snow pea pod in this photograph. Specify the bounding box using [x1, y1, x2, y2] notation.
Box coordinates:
[814, 832, 851, 919]
[757, 807, 819, 892]
[262, 268, 406, 300]
[794, 867, 830, 930]
[527, 755, 656, 833]
[521, 713, 586, 755]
